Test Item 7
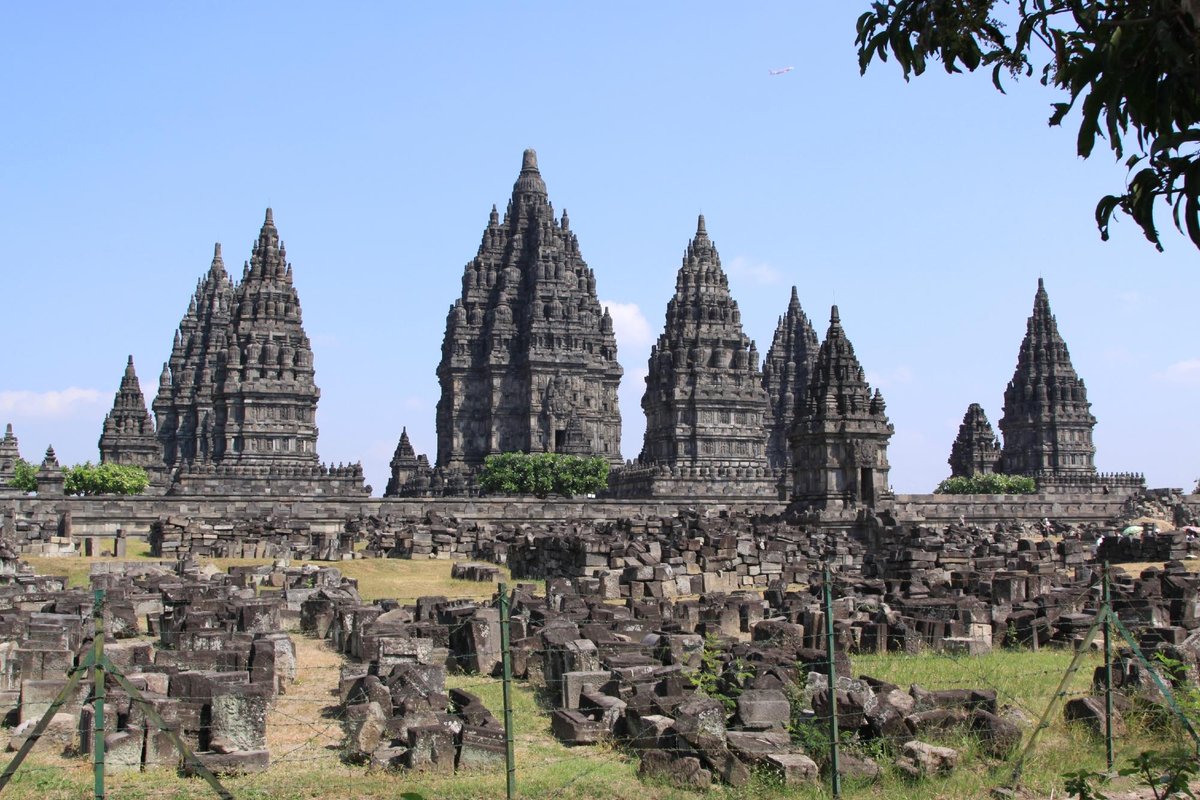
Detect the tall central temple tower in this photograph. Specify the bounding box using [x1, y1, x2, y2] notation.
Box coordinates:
[435, 150, 623, 472]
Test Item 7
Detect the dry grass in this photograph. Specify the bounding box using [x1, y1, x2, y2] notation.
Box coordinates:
[1115, 559, 1200, 576]
[22, 538, 540, 603]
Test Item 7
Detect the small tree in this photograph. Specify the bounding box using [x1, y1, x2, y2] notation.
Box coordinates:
[62, 462, 149, 496]
[6, 458, 38, 493]
[479, 452, 609, 498]
[935, 473, 1037, 494]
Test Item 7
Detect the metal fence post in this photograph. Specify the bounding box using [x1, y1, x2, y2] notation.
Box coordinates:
[93, 588, 105, 800]
[823, 564, 841, 799]
[499, 582, 516, 800]
[1102, 562, 1114, 771]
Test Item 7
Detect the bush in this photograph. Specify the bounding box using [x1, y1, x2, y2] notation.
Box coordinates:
[934, 473, 1037, 495]
[7, 458, 38, 492]
[479, 452, 608, 498]
[62, 462, 149, 496]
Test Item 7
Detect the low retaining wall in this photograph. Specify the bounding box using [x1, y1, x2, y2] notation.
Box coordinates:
[2, 486, 1186, 554]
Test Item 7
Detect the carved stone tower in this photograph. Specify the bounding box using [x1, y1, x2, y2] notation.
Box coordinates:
[637, 216, 769, 469]
[219, 209, 320, 467]
[153, 243, 235, 468]
[384, 427, 432, 497]
[790, 306, 893, 510]
[948, 403, 1001, 478]
[435, 149, 623, 473]
[0, 424, 21, 484]
[762, 286, 819, 470]
[148, 212, 363, 495]
[99, 356, 161, 473]
[999, 279, 1097, 477]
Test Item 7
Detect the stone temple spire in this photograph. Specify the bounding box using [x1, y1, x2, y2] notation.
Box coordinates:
[999, 278, 1096, 476]
[790, 306, 893, 510]
[435, 149, 623, 474]
[220, 208, 320, 467]
[153, 242, 235, 468]
[637, 216, 769, 469]
[384, 427, 432, 497]
[948, 402, 1001, 478]
[99, 356, 161, 475]
[762, 286, 819, 470]
[0, 424, 21, 484]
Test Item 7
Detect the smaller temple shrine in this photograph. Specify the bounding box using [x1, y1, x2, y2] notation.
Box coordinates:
[0, 425, 21, 485]
[947, 403, 1002, 478]
[99, 356, 162, 480]
[384, 428, 433, 497]
[790, 306, 893, 511]
[762, 286, 819, 471]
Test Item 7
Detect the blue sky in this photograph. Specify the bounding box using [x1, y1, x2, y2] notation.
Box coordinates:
[2, 4, 1196, 495]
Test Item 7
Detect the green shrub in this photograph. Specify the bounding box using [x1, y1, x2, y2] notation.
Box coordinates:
[478, 452, 608, 498]
[62, 462, 149, 496]
[934, 473, 1036, 495]
[7, 458, 38, 492]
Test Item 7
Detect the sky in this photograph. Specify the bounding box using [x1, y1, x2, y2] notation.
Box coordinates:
[1, 4, 1196, 496]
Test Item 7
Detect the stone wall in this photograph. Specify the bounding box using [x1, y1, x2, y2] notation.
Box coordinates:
[0, 486, 1181, 555]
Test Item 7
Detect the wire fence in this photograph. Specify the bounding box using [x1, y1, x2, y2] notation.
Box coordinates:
[1, 565, 1197, 800]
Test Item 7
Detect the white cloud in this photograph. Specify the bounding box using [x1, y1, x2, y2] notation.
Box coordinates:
[0, 388, 105, 419]
[726, 256, 783, 286]
[601, 301, 655, 350]
[1157, 359, 1200, 387]
[865, 365, 914, 389]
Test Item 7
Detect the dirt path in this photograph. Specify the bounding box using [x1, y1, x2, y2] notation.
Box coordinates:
[264, 634, 345, 768]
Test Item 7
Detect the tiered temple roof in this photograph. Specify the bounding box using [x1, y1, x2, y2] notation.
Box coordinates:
[761, 286, 819, 470]
[636, 216, 768, 469]
[153, 243, 234, 467]
[999, 279, 1097, 477]
[0, 424, 21, 484]
[147, 210, 359, 494]
[791, 306, 893, 509]
[99, 356, 160, 473]
[384, 427, 431, 497]
[219, 209, 320, 467]
[948, 403, 1002, 478]
[435, 149, 623, 473]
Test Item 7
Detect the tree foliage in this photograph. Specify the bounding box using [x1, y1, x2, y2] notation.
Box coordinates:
[62, 462, 149, 496]
[856, 0, 1200, 251]
[478, 452, 609, 498]
[6, 459, 38, 493]
[935, 472, 1037, 493]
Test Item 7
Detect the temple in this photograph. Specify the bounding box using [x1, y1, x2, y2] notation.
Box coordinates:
[153, 242, 235, 469]
[790, 306, 893, 510]
[998, 279, 1097, 478]
[433, 149, 623, 480]
[384, 427, 432, 497]
[947, 403, 1002, 478]
[761, 286, 819, 471]
[609, 216, 777, 498]
[98, 356, 161, 478]
[0, 425, 21, 485]
[149, 211, 365, 496]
